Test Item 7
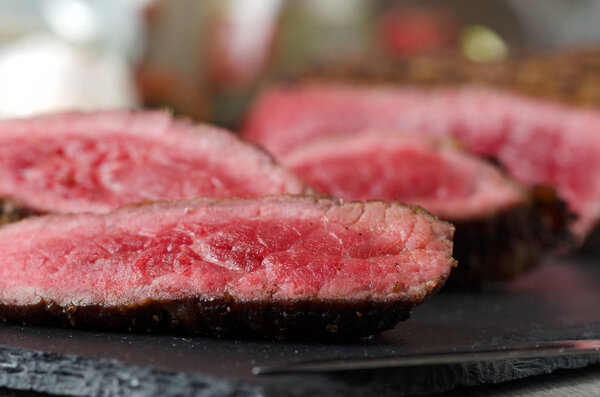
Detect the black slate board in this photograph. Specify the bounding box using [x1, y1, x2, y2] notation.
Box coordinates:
[0, 253, 599, 396]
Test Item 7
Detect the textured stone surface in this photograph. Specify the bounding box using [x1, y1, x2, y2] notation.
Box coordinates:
[0, 344, 260, 397]
[0, 254, 596, 396]
[445, 364, 600, 396]
[0, 342, 597, 397]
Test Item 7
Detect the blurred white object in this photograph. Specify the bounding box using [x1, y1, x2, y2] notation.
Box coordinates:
[0, 0, 148, 61]
[43, 0, 100, 44]
[0, 35, 138, 118]
[42, 0, 149, 61]
[222, 0, 283, 83]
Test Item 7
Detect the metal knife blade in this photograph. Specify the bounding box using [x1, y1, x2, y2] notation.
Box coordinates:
[253, 339, 600, 375]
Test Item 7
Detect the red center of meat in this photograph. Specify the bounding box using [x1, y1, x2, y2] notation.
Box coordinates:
[243, 85, 600, 236]
[1, 135, 242, 204]
[0, 132, 292, 213]
[284, 133, 523, 220]
[0, 111, 305, 214]
[292, 148, 468, 203]
[0, 199, 453, 305]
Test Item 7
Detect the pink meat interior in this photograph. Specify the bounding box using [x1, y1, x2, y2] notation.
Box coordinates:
[0, 197, 454, 307]
[0, 111, 305, 214]
[243, 84, 600, 236]
[284, 133, 523, 219]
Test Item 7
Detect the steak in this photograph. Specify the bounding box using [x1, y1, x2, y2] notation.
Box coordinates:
[284, 132, 524, 220]
[0, 196, 455, 339]
[298, 48, 600, 109]
[242, 84, 600, 239]
[283, 131, 569, 283]
[0, 110, 306, 224]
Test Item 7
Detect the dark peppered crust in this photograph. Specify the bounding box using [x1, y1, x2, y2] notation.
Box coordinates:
[291, 48, 600, 109]
[0, 297, 422, 340]
[0, 199, 40, 226]
[582, 227, 600, 250]
[449, 186, 572, 285]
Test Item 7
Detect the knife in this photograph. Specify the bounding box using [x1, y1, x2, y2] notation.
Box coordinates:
[253, 339, 600, 375]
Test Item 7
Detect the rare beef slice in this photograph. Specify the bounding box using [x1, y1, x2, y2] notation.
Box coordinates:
[242, 84, 599, 240]
[283, 131, 569, 284]
[0, 110, 306, 225]
[0, 196, 455, 339]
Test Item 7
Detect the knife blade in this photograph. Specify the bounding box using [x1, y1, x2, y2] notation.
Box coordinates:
[252, 339, 600, 375]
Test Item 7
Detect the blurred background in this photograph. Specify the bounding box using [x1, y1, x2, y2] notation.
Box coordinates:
[1, 0, 600, 127]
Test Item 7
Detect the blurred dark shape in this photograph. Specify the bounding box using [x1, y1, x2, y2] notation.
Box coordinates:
[135, 63, 207, 119]
[136, 0, 281, 122]
[135, 0, 210, 120]
[134, 0, 600, 127]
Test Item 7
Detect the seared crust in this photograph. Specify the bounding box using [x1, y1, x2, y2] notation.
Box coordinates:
[0, 199, 40, 226]
[449, 186, 571, 285]
[0, 297, 419, 340]
[582, 227, 600, 249]
[294, 48, 600, 108]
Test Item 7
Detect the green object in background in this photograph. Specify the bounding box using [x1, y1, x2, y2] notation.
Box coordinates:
[460, 24, 508, 63]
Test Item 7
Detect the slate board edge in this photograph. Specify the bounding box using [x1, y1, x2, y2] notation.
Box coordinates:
[0, 343, 262, 397]
[0, 343, 598, 397]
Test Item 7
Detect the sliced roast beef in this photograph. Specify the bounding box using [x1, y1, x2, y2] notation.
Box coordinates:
[242, 84, 600, 239]
[299, 48, 600, 108]
[0, 196, 455, 339]
[283, 131, 568, 283]
[0, 110, 306, 224]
